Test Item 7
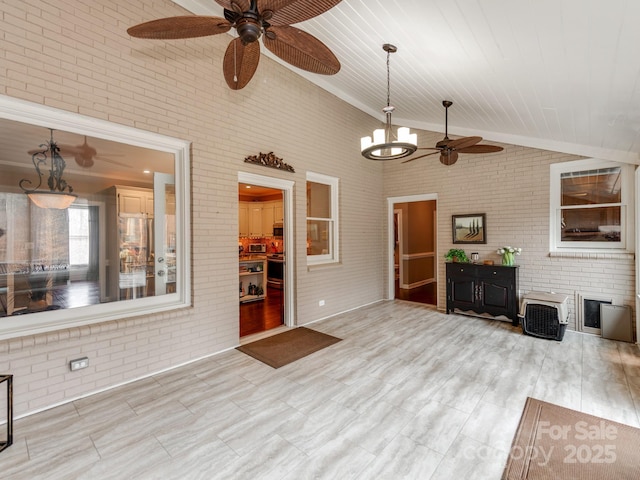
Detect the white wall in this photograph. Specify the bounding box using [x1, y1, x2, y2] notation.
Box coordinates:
[0, 0, 384, 416]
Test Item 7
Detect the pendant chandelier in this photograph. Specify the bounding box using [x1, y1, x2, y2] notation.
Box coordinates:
[19, 129, 77, 209]
[360, 44, 417, 161]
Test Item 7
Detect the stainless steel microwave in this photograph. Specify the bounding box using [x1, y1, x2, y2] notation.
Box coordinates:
[273, 223, 283, 237]
[248, 243, 266, 253]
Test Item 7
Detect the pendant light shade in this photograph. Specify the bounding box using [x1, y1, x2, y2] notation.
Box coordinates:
[27, 191, 77, 209]
[360, 44, 417, 160]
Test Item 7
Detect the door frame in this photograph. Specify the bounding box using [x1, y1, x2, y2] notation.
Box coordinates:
[394, 208, 403, 288]
[386, 193, 438, 301]
[154, 172, 175, 296]
[238, 172, 295, 328]
[634, 168, 640, 345]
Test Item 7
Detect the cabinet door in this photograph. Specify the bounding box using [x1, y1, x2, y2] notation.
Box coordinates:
[262, 203, 275, 237]
[446, 264, 477, 311]
[249, 206, 263, 237]
[450, 277, 477, 307]
[118, 188, 153, 215]
[480, 280, 510, 310]
[239, 203, 249, 237]
[144, 193, 154, 217]
[273, 202, 283, 223]
[119, 191, 144, 214]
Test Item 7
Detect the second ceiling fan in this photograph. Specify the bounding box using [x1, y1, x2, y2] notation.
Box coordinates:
[127, 0, 342, 90]
[403, 100, 504, 166]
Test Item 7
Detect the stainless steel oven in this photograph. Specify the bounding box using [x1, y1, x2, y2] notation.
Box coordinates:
[267, 254, 284, 289]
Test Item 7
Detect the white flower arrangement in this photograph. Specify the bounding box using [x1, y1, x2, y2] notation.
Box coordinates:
[496, 246, 522, 255]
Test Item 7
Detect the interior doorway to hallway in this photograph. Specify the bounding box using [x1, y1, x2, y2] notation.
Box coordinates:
[388, 195, 438, 307]
[238, 172, 295, 338]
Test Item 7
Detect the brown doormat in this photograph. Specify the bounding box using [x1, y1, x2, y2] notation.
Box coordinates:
[236, 327, 341, 368]
[503, 397, 640, 479]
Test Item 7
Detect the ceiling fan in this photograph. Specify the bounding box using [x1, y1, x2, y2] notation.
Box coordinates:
[59, 137, 130, 168]
[403, 100, 504, 166]
[127, 0, 342, 90]
[29, 136, 129, 169]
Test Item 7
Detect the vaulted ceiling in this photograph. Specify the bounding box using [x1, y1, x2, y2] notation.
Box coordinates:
[172, 0, 640, 164]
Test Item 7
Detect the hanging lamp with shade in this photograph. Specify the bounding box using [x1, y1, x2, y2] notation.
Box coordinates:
[360, 44, 418, 161]
[19, 129, 77, 209]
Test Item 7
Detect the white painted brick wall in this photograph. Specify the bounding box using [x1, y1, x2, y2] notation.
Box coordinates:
[383, 132, 635, 331]
[0, 0, 385, 416]
[0, 0, 635, 418]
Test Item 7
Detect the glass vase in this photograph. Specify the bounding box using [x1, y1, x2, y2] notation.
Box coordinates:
[502, 252, 514, 266]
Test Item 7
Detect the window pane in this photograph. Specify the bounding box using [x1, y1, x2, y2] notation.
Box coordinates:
[561, 206, 621, 242]
[307, 220, 331, 255]
[69, 207, 89, 265]
[0, 119, 178, 318]
[307, 182, 331, 218]
[561, 167, 621, 206]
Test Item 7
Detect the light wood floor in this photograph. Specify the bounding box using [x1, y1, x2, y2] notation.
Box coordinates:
[3, 301, 640, 479]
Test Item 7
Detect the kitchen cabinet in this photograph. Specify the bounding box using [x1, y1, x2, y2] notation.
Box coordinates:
[238, 200, 283, 238]
[239, 258, 267, 303]
[262, 200, 283, 225]
[248, 205, 263, 237]
[239, 202, 263, 237]
[446, 263, 519, 325]
[273, 202, 283, 224]
[116, 186, 154, 216]
[262, 202, 274, 235]
[239, 203, 249, 237]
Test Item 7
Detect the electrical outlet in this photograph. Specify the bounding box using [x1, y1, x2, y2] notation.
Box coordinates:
[319, 300, 325, 306]
[70, 357, 89, 371]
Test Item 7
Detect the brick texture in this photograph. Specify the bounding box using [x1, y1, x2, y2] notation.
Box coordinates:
[0, 0, 384, 417]
[0, 0, 635, 418]
[383, 132, 635, 331]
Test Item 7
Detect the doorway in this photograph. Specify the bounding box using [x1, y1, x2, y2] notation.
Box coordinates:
[388, 194, 438, 307]
[238, 172, 294, 338]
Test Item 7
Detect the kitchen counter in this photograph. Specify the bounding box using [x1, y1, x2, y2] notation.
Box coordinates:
[239, 255, 267, 261]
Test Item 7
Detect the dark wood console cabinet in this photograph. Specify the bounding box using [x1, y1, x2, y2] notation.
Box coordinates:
[446, 263, 519, 325]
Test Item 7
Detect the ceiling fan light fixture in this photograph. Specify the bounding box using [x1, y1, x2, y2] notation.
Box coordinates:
[236, 16, 261, 44]
[361, 44, 417, 161]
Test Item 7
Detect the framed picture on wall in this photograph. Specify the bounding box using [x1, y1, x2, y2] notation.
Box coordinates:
[452, 213, 486, 244]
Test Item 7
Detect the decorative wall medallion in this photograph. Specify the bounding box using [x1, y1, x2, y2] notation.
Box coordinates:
[244, 152, 295, 173]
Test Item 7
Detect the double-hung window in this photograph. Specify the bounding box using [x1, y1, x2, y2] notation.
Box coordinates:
[306, 172, 339, 265]
[550, 158, 634, 252]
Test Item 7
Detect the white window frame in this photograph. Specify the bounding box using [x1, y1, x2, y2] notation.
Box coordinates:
[0, 94, 191, 340]
[550, 158, 634, 253]
[306, 172, 339, 265]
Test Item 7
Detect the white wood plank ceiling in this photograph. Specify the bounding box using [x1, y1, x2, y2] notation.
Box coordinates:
[173, 0, 640, 163]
